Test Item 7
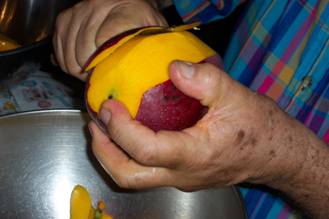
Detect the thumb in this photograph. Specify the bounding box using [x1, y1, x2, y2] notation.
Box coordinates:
[169, 60, 234, 106]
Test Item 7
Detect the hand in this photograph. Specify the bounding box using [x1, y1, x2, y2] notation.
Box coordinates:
[53, 0, 167, 80]
[89, 61, 306, 191]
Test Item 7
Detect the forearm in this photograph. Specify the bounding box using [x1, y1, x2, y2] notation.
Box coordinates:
[259, 99, 329, 218]
[271, 130, 329, 218]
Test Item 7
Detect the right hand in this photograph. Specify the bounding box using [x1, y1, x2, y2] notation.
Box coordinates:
[89, 61, 308, 191]
[53, 0, 168, 80]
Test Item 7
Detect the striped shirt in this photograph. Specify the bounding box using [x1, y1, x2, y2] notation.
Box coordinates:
[173, 0, 329, 218]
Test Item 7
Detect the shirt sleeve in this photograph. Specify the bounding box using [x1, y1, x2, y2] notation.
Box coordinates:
[173, 0, 246, 24]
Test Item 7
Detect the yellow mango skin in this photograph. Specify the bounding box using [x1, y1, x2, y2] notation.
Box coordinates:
[84, 23, 201, 71]
[70, 185, 94, 219]
[87, 31, 216, 116]
[85, 27, 165, 71]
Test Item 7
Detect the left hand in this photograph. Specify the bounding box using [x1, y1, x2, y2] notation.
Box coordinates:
[89, 61, 306, 191]
[53, 0, 167, 80]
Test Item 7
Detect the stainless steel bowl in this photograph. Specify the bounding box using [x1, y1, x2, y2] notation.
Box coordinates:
[0, 0, 78, 76]
[0, 110, 246, 219]
[0, 0, 78, 45]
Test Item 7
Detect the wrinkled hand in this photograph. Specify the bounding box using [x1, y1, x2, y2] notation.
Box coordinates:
[53, 0, 167, 80]
[89, 61, 303, 191]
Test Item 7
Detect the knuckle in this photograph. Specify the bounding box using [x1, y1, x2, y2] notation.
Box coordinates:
[56, 9, 70, 25]
[199, 62, 221, 75]
[66, 63, 80, 75]
[197, 63, 222, 104]
[72, 1, 83, 11]
[203, 64, 221, 81]
[84, 0, 95, 8]
[113, 172, 138, 189]
[135, 145, 156, 164]
[55, 10, 72, 36]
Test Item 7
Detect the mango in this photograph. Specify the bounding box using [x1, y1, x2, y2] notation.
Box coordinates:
[85, 24, 221, 131]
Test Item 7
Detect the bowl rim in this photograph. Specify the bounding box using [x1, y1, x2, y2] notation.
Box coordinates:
[0, 109, 248, 219]
[0, 37, 50, 56]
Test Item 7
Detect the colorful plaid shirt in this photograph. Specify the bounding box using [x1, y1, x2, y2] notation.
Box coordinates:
[173, 0, 329, 218]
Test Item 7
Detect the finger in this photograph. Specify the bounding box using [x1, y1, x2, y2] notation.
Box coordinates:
[95, 14, 142, 47]
[89, 121, 127, 175]
[52, 34, 65, 70]
[63, 3, 89, 75]
[169, 61, 235, 107]
[75, 2, 116, 68]
[98, 100, 192, 168]
[89, 121, 174, 189]
[75, 12, 98, 68]
[146, 9, 168, 27]
[53, 9, 72, 73]
[94, 0, 164, 46]
[72, 12, 94, 81]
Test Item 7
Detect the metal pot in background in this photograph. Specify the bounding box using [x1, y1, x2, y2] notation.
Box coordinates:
[0, 0, 79, 77]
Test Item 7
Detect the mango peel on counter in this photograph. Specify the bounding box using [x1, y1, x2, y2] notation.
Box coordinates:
[85, 23, 221, 131]
[70, 185, 113, 219]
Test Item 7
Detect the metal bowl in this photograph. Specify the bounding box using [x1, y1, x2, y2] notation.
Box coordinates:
[0, 110, 246, 219]
[0, 0, 78, 76]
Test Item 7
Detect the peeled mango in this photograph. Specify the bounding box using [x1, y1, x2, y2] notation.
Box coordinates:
[85, 23, 221, 131]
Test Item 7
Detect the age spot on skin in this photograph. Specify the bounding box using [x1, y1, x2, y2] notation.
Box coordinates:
[250, 137, 257, 147]
[269, 150, 276, 157]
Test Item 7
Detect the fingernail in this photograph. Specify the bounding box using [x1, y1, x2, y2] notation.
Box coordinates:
[99, 108, 111, 125]
[175, 61, 195, 79]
